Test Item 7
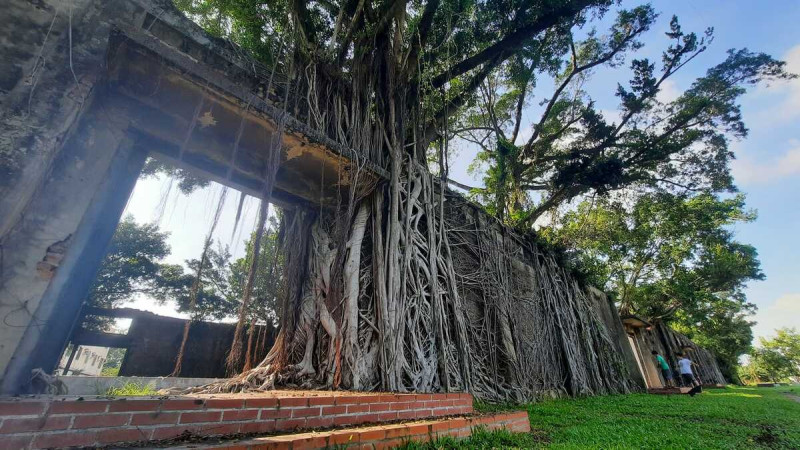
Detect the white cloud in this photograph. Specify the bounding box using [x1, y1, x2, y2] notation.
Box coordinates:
[750, 44, 800, 124]
[656, 79, 681, 103]
[732, 144, 800, 185]
[751, 293, 800, 342]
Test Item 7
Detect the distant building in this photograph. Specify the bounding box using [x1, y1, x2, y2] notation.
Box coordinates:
[58, 345, 109, 376]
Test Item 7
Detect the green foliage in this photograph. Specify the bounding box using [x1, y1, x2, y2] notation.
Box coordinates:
[740, 328, 800, 384]
[88, 215, 172, 309]
[138, 158, 210, 194]
[540, 192, 763, 376]
[99, 348, 126, 377]
[103, 381, 158, 396]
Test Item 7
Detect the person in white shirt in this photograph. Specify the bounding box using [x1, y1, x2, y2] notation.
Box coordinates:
[677, 353, 698, 387]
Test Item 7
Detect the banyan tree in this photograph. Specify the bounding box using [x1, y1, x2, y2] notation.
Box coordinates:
[170, 0, 643, 401]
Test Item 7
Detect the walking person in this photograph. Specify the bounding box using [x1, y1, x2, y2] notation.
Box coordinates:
[677, 353, 703, 396]
[652, 350, 674, 387]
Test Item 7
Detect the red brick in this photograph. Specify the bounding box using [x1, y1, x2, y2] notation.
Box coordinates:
[244, 398, 278, 408]
[306, 416, 335, 428]
[385, 424, 413, 439]
[390, 401, 413, 411]
[0, 401, 45, 416]
[163, 399, 206, 410]
[130, 412, 180, 426]
[260, 408, 292, 419]
[377, 394, 399, 403]
[374, 438, 405, 449]
[308, 396, 336, 406]
[72, 413, 130, 429]
[445, 393, 463, 400]
[414, 408, 434, 419]
[240, 420, 275, 434]
[431, 420, 451, 432]
[329, 430, 360, 445]
[320, 405, 346, 415]
[333, 414, 362, 426]
[397, 410, 416, 420]
[424, 400, 447, 409]
[0, 415, 71, 434]
[369, 403, 391, 412]
[275, 418, 306, 431]
[359, 428, 387, 441]
[151, 426, 194, 441]
[291, 434, 329, 448]
[194, 423, 241, 436]
[108, 400, 163, 412]
[357, 413, 381, 423]
[333, 396, 361, 405]
[96, 428, 151, 444]
[377, 412, 398, 421]
[447, 418, 469, 429]
[346, 404, 370, 414]
[32, 431, 96, 449]
[50, 400, 108, 414]
[278, 397, 307, 408]
[222, 409, 259, 421]
[204, 398, 245, 409]
[0, 434, 32, 450]
[414, 394, 433, 401]
[180, 411, 222, 424]
[291, 406, 321, 418]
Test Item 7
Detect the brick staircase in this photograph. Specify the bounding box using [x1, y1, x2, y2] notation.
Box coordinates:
[0, 390, 530, 449]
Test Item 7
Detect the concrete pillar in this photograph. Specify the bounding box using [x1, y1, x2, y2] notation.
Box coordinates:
[0, 98, 145, 394]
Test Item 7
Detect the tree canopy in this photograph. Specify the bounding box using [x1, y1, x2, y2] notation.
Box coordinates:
[458, 10, 792, 225]
[87, 215, 280, 325]
[739, 328, 800, 384]
[540, 192, 764, 377]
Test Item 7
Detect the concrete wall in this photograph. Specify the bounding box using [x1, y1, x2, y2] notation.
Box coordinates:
[118, 314, 276, 378]
[0, 0, 156, 393]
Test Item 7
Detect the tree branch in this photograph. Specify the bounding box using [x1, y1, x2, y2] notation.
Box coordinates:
[431, 0, 597, 88]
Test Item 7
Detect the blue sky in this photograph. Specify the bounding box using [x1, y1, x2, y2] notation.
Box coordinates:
[124, 1, 799, 341]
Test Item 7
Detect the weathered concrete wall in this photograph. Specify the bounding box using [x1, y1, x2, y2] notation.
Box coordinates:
[0, 99, 138, 389]
[0, 0, 154, 392]
[118, 313, 276, 378]
[444, 194, 646, 400]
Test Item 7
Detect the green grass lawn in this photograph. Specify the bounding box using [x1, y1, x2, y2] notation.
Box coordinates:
[403, 385, 800, 449]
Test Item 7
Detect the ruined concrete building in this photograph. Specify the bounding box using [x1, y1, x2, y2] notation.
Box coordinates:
[0, 0, 726, 397]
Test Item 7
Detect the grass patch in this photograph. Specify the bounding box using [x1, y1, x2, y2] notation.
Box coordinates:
[104, 381, 158, 396]
[412, 386, 800, 449]
[397, 426, 545, 449]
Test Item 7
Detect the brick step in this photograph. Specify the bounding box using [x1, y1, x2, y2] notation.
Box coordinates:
[0, 390, 473, 449]
[168, 412, 531, 450]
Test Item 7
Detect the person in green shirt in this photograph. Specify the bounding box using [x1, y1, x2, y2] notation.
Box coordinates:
[652, 350, 674, 387]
